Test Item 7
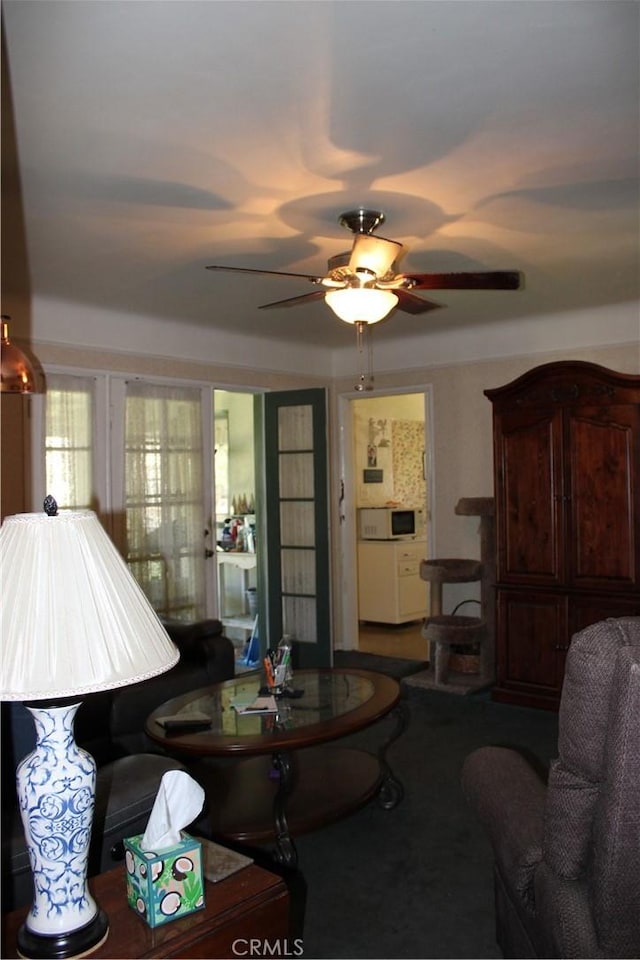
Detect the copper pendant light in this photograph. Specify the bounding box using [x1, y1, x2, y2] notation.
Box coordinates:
[1, 316, 36, 394]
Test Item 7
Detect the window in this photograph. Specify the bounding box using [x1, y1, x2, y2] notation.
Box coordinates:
[44, 374, 95, 511]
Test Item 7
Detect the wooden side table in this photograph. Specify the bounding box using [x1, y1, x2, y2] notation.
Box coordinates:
[2, 863, 291, 959]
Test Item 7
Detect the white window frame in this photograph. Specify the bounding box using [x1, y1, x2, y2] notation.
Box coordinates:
[30, 366, 110, 529]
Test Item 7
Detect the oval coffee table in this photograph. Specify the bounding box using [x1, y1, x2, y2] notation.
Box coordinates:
[146, 668, 408, 868]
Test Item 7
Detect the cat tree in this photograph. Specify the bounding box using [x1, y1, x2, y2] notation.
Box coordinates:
[405, 497, 495, 695]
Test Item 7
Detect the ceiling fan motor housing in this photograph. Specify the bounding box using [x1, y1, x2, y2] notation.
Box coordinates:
[338, 209, 386, 235]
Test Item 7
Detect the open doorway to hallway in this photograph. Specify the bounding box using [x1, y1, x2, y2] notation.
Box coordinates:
[350, 391, 432, 661]
[212, 389, 257, 661]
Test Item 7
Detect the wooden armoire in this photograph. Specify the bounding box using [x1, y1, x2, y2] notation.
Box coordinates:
[485, 361, 640, 710]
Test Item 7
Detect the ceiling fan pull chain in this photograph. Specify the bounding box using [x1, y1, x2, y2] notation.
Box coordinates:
[354, 321, 374, 392]
[367, 324, 375, 389]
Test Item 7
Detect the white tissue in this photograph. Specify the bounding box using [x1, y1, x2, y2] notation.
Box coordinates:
[140, 770, 205, 851]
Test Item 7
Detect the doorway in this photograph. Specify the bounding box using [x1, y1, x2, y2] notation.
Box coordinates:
[213, 386, 331, 667]
[212, 389, 258, 659]
[338, 387, 433, 660]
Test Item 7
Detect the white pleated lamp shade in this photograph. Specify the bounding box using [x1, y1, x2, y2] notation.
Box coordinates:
[1, 510, 179, 701]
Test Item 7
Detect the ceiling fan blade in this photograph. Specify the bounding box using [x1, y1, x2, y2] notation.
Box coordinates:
[395, 290, 444, 314]
[258, 290, 327, 310]
[206, 264, 323, 282]
[348, 234, 404, 277]
[400, 271, 522, 291]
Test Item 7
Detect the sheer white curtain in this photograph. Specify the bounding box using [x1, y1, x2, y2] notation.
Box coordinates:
[124, 381, 206, 621]
[44, 374, 95, 511]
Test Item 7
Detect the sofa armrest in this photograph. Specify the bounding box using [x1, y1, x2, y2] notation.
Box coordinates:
[162, 618, 235, 683]
[110, 619, 235, 755]
[462, 746, 546, 911]
[161, 617, 223, 648]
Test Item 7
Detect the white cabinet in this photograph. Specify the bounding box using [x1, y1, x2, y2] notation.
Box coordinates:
[357, 539, 428, 624]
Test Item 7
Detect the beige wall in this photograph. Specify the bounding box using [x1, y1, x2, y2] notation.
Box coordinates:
[0, 394, 30, 519]
[215, 390, 256, 518]
[1, 31, 34, 519]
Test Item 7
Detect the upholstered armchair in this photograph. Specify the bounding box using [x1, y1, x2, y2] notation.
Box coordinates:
[462, 616, 640, 959]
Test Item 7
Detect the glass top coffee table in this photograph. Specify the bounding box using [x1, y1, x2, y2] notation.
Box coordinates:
[146, 668, 408, 867]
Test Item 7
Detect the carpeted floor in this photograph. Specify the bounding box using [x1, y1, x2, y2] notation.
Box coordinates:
[333, 649, 429, 680]
[287, 684, 558, 959]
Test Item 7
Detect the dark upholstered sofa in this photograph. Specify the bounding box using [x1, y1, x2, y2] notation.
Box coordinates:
[462, 617, 640, 959]
[2, 618, 235, 912]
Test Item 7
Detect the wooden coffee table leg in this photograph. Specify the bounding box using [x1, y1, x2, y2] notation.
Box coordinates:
[377, 700, 409, 810]
[271, 750, 298, 869]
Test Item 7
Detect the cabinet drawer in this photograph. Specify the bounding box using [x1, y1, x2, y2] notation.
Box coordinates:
[398, 560, 420, 577]
[397, 544, 424, 562]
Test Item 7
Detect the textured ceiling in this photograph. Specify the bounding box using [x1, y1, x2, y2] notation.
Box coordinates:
[2, 0, 639, 348]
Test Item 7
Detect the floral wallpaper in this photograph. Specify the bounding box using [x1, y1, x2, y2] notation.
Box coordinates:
[392, 419, 426, 508]
[355, 416, 426, 509]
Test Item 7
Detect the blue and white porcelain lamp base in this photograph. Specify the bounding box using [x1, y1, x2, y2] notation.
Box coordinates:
[16, 702, 109, 959]
[2, 506, 181, 958]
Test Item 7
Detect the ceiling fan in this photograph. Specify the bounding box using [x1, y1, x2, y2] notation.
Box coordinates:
[205, 208, 522, 326]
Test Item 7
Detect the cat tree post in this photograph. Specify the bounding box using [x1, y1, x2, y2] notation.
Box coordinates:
[455, 497, 495, 683]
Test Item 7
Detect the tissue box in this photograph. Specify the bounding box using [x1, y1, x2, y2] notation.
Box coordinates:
[124, 832, 204, 928]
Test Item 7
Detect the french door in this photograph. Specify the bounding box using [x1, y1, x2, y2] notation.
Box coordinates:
[34, 372, 215, 621]
[263, 388, 331, 668]
[120, 381, 209, 621]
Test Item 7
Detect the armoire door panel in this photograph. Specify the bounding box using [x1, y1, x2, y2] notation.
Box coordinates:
[495, 409, 564, 584]
[568, 406, 638, 589]
[497, 591, 565, 698]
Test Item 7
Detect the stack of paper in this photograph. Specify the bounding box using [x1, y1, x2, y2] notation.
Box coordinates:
[231, 694, 278, 714]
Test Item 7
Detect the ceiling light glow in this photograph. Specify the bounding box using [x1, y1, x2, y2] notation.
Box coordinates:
[325, 288, 399, 325]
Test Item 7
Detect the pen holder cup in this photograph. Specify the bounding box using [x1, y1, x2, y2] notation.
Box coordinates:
[265, 665, 285, 696]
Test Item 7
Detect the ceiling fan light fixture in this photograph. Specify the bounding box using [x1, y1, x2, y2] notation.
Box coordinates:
[348, 234, 403, 279]
[325, 288, 399, 325]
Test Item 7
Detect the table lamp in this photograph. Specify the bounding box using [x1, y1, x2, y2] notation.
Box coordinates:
[1, 499, 180, 959]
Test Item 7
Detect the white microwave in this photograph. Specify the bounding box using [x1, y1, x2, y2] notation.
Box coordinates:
[358, 507, 423, 541]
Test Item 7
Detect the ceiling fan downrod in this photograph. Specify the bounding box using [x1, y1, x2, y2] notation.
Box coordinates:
[338, 209, 385, 236]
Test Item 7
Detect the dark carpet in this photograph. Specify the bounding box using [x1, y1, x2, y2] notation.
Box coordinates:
[289, 685, 558, 959]
[333, 649, 429, 680]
